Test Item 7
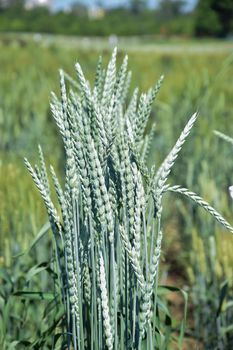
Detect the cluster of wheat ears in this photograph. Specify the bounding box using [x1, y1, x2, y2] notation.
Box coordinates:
[25, 49, 233, 349]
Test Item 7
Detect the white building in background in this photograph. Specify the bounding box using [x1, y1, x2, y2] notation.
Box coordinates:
[25, 0, 53, 10]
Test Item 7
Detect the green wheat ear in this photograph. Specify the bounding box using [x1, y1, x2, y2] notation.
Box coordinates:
[214, 130, 233, 146]
[25, 48, 233, 350]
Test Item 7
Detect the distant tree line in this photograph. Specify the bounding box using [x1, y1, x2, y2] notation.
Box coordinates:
[0, 0, 232, 38]
[195, 0, 233, 37]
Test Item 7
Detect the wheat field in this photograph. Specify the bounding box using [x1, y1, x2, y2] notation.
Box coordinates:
[0, 34, 233, 349]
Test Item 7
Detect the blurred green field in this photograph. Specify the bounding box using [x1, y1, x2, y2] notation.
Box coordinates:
[1, 34, 233, 348]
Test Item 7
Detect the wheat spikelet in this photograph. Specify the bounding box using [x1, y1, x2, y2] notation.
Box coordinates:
[214, 130, 233, 146]
[101, 47, 117, 109]
[167, 185, 233, 233]
[99, 252, 113, 350]
[120, 225, 145, 290]
[153, 112, 198, 209]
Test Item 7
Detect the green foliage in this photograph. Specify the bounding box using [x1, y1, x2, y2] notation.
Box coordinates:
[1, 0, 232, 38]
[0, 0, 25, 10]
[195, 0, 233, 37]
[0, 5, 195, 37]
[188, 231, 233, 348]
[0, 225, 64, 349]
[130, 0, 148, 14]
[158, 0, 186, 20]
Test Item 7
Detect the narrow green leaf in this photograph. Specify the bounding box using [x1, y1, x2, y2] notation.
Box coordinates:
[13, 221, 50, 258]
[216, 281, 228, 318]
[13, 291, 56, 301]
